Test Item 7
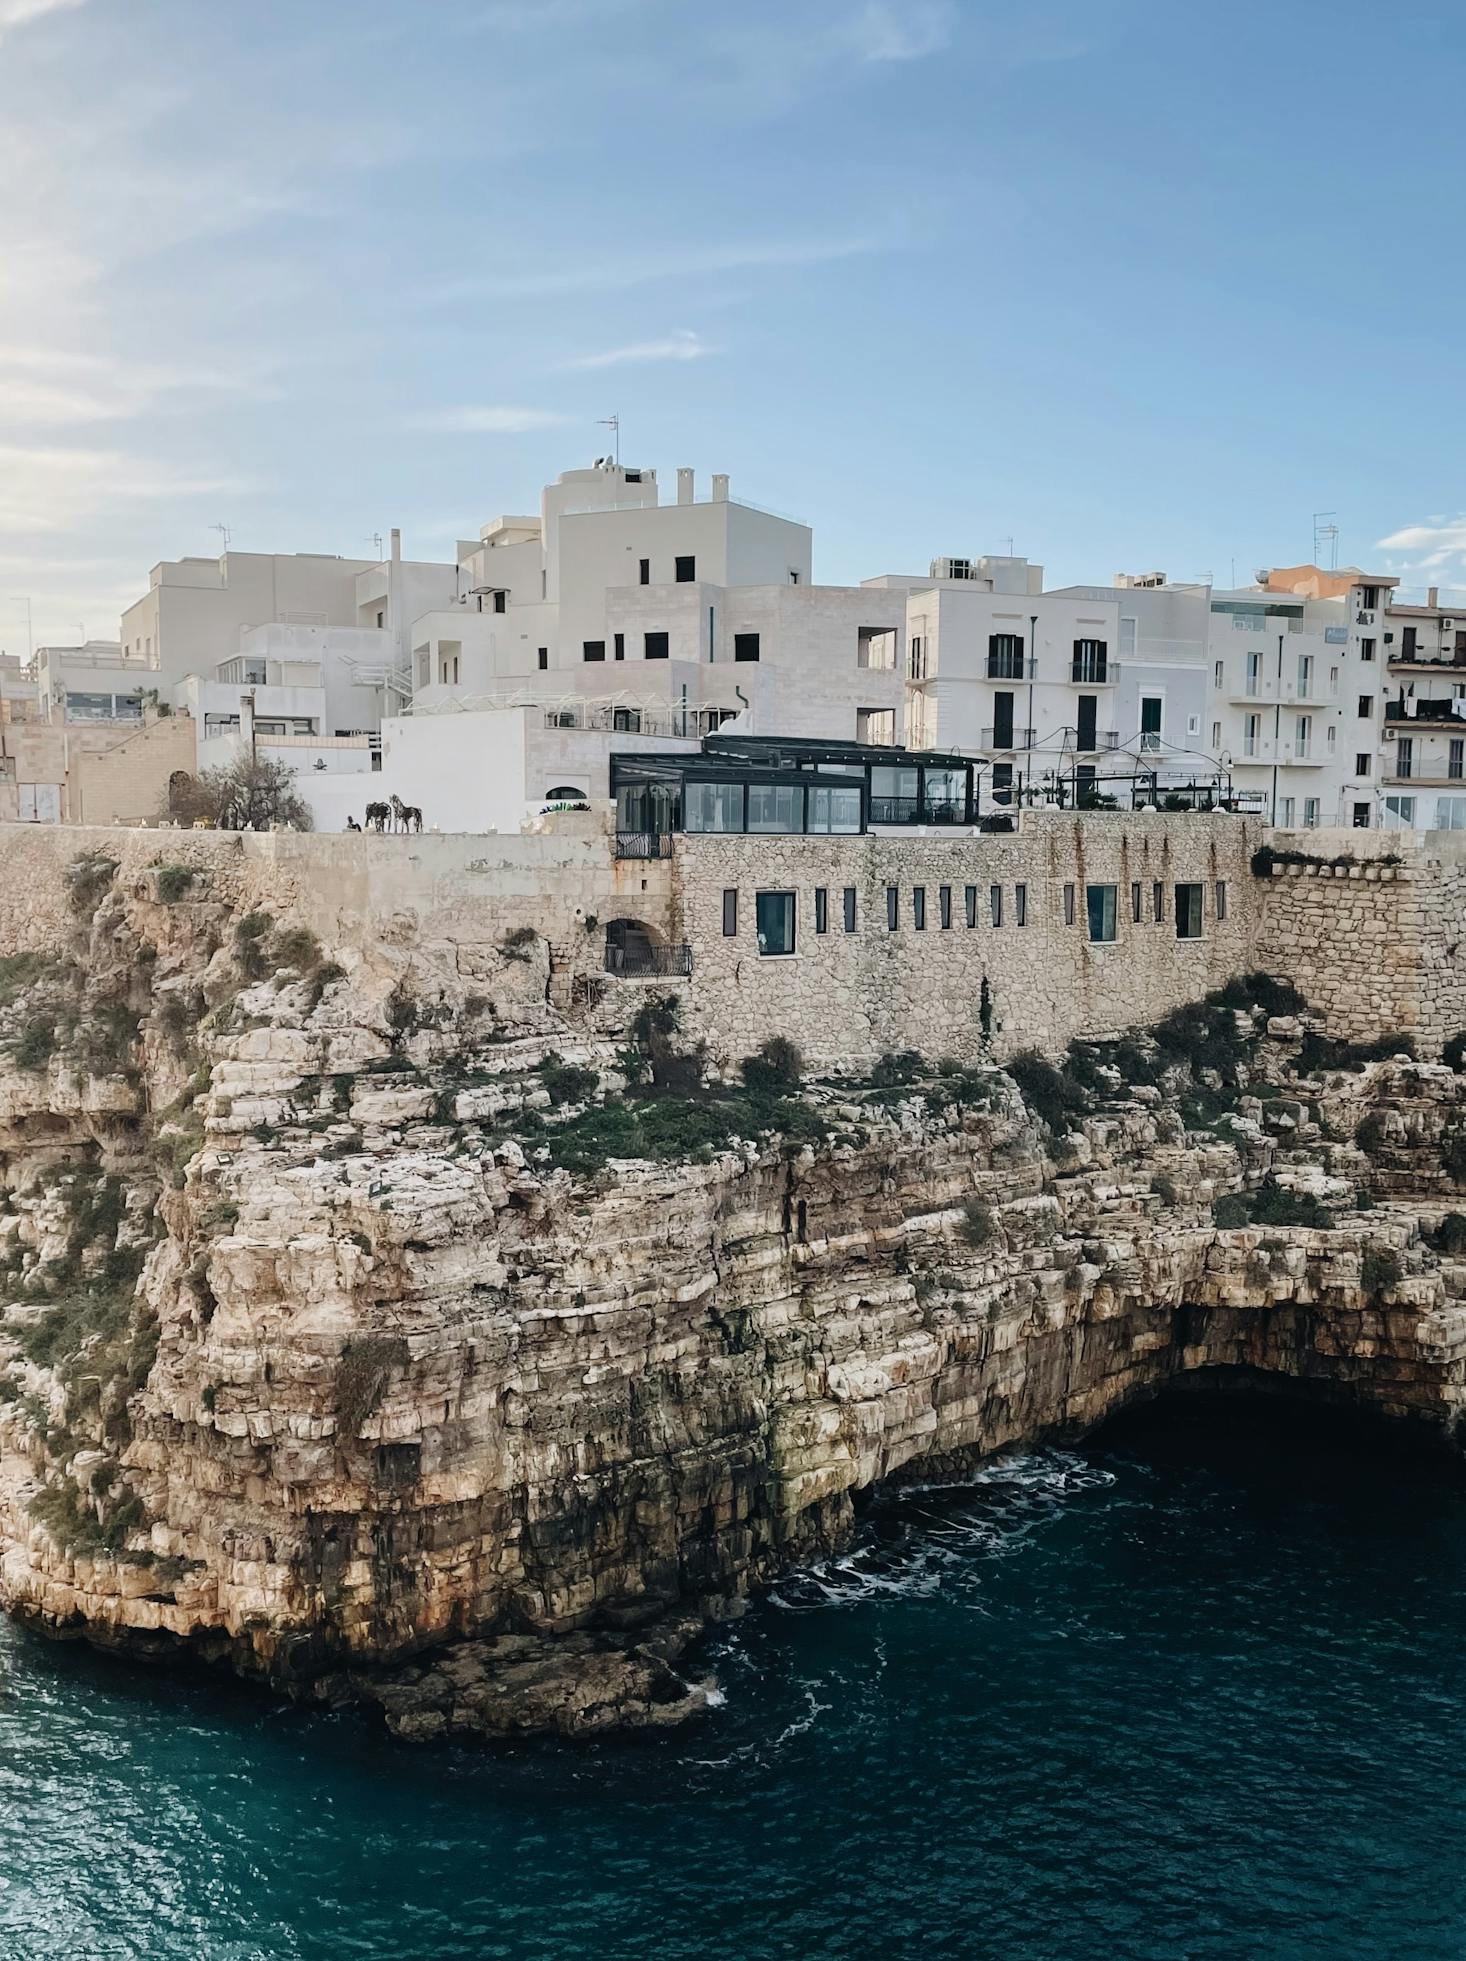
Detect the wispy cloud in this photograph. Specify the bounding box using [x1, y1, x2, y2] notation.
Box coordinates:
[406, 406, 572, 434]
[437, 235, 883, 305]
[560, 329, 715, 371]
[1376, 519, 1466, 571]
[0, 0, 86, 37]
[846, 1, 954, 62]
[0, 445, 260, 534]
[0, 345, 279, 428]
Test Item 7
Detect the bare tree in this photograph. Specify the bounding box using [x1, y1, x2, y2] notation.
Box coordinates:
[161, 755, 314, 832]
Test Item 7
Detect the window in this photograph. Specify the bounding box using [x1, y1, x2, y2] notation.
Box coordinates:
[1436, 798, 1466, 830]
[1246, 650, 1262, 696]
[843, 887, 857, 932]
[644, 631, 669, 660]
[583, 640, 606, 662]
[1382, 795, 1415, 828]
[1297, 653, 1313, 695]
[537, 647, 548, 670]
[1295, 712, 1312, 759]
[1326, 726, 1336, 754]
[1360, 586, 1381, 610]
[1211, 721, 1222, 750]
[807, 786, 861, 832]
[1330, 666, 1339, 695]
[1396, 737, 1414, 779]
[684, 781, 745, 832]
[991, 762, 1014, 805]
[1131, 881, 1142, 922]
[1280, 797, 1295, 827]
[937, 884, 953, 930]
[1086, 884, 1118, 943]
[1453, 738, 1465, 782]
[755, 891, 796, 956]
[1353, 752, 1370, 776]
[639, 558, 650, 585]
[1139, 697, 1163, 751]
[1243, 712, 1262, 757]
[965, 885, 978, 928]
[675, 555, 696, 583]
[913, 886, 927, 930]
[1303, 797, 1320, 827]
[613, 632, 625, 661]
[1175, 883, 1204, 939]
[987, 632, 1026, 680]
[747, 784, 802, 832]
[886, 885, 900, 931]
[1152, 881, 1164, 920]
[493, 590, 507, 614]
[1401, 626, 1419, 658]
[815, 888, 829, 934]
[1213, 878, 1228, 921]
[1063, 884, 1076, 926]
[1072, 637, 1108, 683]
[1360, 638, 1375, 661]
[722, 889, 738, 936]
[1353, 802, 1372, 828]
[734, 633, 760, 663]
[990, 884, 1003, 928]
[1357, 695, 1373, 718]
[1015, 884, 1027, 926]
[1214, 659, 1224, 688]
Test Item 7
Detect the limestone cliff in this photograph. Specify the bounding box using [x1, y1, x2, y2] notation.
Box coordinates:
[2, 844, 1465, 1740]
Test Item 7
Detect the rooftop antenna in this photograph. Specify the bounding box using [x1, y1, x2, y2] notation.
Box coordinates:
[210, 521, 232, 551]
[1312, 510, 1338, 571]
[368, 532, 383, 560]
[597, 414, 620, 466]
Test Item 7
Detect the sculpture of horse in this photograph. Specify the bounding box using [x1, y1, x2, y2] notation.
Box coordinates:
[364, 800, 389, 832]
[388, 793, 423, 834]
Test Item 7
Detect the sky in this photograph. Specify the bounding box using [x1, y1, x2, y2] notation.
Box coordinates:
[3, 0, 1466, 653]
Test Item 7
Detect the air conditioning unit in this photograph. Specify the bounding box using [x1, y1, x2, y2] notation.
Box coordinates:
[1445, 620, 1456, 631]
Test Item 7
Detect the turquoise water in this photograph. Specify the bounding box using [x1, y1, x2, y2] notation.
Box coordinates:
[4, 1399, 1466, 1960]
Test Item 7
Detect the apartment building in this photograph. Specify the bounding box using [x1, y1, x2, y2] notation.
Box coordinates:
[1377, 584, 1466, 830]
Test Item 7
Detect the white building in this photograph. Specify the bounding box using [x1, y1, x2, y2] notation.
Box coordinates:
[1377, 584, 1466, 831]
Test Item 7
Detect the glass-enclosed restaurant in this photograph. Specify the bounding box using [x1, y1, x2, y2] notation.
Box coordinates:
[611, 733, 978, 838]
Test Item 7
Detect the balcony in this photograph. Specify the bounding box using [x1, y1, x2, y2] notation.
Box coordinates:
[980, 726, 1036, 750]
[1389, 647, 1466, 671]
[1384, 696, 1466, 728]
[985, 654, 1036, 681]
[1070, 657, 1116, 685]
[1073, 731, 1121, 753]
[614, 830, 673, 859]
[867, 795, 966, 826]
[605, 942, 692, 978]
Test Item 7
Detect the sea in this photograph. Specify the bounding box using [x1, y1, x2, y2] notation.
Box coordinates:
[3, 1393, 1465, 1960]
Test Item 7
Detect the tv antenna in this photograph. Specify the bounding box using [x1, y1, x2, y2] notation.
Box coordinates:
[210, 521, 232, 551]
[597, 414, 620, 465]
[368, 532, 383, 560]
[1312, 510, 1338, 570]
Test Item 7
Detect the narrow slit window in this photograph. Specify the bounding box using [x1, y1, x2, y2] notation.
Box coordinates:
[990, 884, 1003, 928]
[886, 885, 899, 931]
[1215, 880, 1227, 922]
[1064, 883, 1076, 926]
[1014, 883, 1027, 927]
[814, 887, 829, 934]
[913, 886, 927, 930]
[1153, 881, 1164, 921]
[843, 886, 857, 932]
[965, 885, 978, 928]
[939, 884, 952, 929]
[1131, 881, 1142, 922]
[722, 889, 738, 937]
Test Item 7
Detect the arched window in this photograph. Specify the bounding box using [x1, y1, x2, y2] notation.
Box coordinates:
[546, 785, 587, 801]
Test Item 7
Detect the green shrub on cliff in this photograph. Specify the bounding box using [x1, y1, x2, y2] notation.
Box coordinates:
[335, 1334, 410, 1437]
[960, 1198, 997, 1248]
[1299, 1031, 1416, 1074]
[1005, 1049, 1088, 1134]
[0, 953, 50, 1008]
[539, 1055, 598, 1107]
[1213, 1179, 1335, 1232]
[64, 851, 118, 920]
[741, 1036, 803, 1096]
[1444, 1033, 1466, 1074]
[234, 912, 273, 980]
[12, 1016, 57, 1072]
[1361, 1247, 1404, 1298]
[1434, 1213, 1466, 1255]
[156, 864, 196, 903]
[1442, 1132, 1466, 1185]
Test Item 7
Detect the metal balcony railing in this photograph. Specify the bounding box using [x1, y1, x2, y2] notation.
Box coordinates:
[614, 830, 673, 859]
[985, 654, 1036, 680]
[1070, 658, 1116, 684]
[980, 726, 1036, 749]
[604, 943, 693, 977]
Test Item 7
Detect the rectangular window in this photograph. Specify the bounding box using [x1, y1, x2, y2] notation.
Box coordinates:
[965, 885, 978, 928]
[1153, 881, 1164, 921]
[1297, 653, 1313, 695]
[1358, 695, 1373, 718]
[807, 786, 862, 833]
[644, 631, 669, 660]
[1131, 881, 1142, 922]
[675, 555, 696, 583]
[1452, 738, 1465, 782]
[1015, 883, 1027, 926]
[1360, 637, 1375, 661]
[722, 889, 738, 937]
[1303, 797, 1321, 827]
[639, 558, 650, 585]
[1216, 880, 1228, 922]
[987, 632, 1026, 680]
[493, 590, 507, 614]
[1355, 753, 1371, 776]
[843, 887, 857, 932]
[1086, 884, 1118, 943]
[1072, 637, 1108, 683]
[1063, 883, 1076, 926]
[886, 885, 900, 931]
[537, 647, 548, 671]
[990, 884, 1003, 928]
[1175, 883, 1204, 939]
[913, 886, 927, 930]
[583, 640, 606, 662]
[613, 632, 625, 661]
[1246, 650, 1262, 696]
[1211, 720, 1222, 750]
[1396, 737, 1414, 779]
[734, 633, 760, 663]
[755, 890, 796, 957]
[939, 885, 952, 930]
[1214, 659, 1224, 687]
[747, 784, 803, 832]
[815, 887, 829, 934]
[1280, 796, 1295, 827]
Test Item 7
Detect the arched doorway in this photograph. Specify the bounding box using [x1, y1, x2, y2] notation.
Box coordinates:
[604, 916, 664, 975]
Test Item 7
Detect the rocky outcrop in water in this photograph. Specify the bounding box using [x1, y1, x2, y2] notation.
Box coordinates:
[2, 848, 1465, 1739]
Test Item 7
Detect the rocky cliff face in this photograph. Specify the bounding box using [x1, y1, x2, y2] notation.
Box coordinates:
[2, 849, 1465, 1740]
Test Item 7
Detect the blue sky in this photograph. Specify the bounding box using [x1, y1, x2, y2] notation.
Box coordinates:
[2, 0, 1464, 652]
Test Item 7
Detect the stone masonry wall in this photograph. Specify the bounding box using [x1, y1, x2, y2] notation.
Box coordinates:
[1257, 841, 1466, 1057]
[670, 811, 1262, 1070]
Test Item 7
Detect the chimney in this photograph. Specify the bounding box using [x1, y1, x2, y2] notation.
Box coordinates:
[677, 468, 694, 506]
[1429, 585, 1439, 608]
[390, 527, 402, 563]
[711, 473, 729, 504]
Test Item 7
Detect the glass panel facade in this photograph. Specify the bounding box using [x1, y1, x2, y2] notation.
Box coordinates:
[922, 766, 965, 819]
[684, 781, 745, 832]
[807, 785, 861, 833]
[1436, 798, 1466, 830]
[1086, 884, 1117, 942]
[747, 783, 803, 833]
